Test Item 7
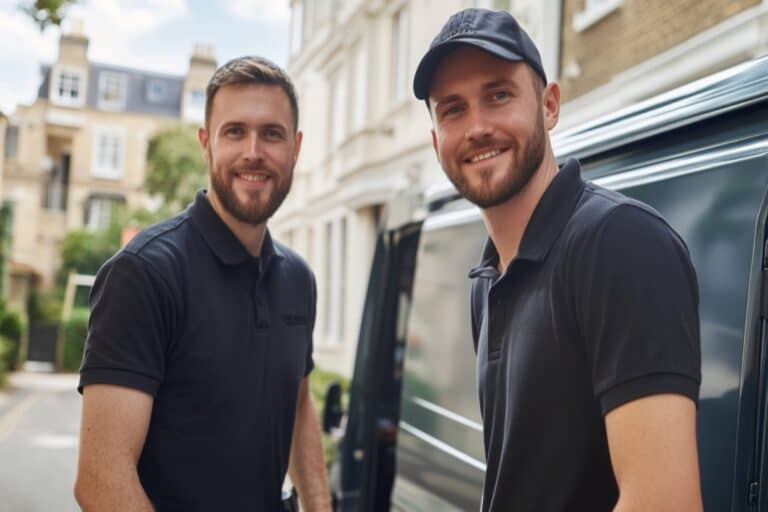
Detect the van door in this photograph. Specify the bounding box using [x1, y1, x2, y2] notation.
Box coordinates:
[391, 205, 488, 512]
[334, 223, 421, 512]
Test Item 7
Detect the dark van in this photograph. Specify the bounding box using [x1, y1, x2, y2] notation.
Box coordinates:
[322, 55, 768, 511]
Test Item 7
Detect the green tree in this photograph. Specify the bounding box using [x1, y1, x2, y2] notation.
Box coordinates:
[56, 206, 125, 288]
[145, 126, 208, 210]
[19, 0, 79, 31]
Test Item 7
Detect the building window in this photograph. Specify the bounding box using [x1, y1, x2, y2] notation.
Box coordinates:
[352, 42, 367, 131]
[42, 154, 70, 211]
[85, 194, 125, 231]
[91, 128, 124, 179]
[146, 79, 167, 103]
[573, 0, 623, 32]
[323, 217, 347, 343]
[98, 72, 127, 111]
[329, 71, 347, 148]
[4, 125, 18, 158]
[183, 89, 206, 124]
[290, 0, 304, 56]
[391, 6, 409, 104]
[51, 67, 85, 107]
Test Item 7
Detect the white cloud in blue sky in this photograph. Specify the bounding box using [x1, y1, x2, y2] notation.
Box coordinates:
[0, 0, 291, 114]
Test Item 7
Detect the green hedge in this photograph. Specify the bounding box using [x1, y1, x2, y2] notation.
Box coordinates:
[0, 336, 11, 386]
[0, 310, 22, 372]
[309, 367, 350, 469]
[61, 308, 89, 372]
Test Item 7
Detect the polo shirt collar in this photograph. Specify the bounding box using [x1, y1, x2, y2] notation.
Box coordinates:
[469, 158, 585, 277]
[188, 189, 285, 266]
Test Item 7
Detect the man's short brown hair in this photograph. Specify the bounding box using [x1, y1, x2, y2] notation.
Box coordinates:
[205, 56, 299, 131]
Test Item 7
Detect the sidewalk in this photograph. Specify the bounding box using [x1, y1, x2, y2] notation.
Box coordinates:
[0, 371, 79, 421]
[0, 370, 81, 511]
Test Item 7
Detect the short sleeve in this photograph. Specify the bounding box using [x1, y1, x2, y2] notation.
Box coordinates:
[304, 271, 317, 377]
[78, 252, 175, 396]
[574, 204, 701, 415]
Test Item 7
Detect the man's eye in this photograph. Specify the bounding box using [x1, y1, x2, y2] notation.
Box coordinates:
[442, 105, 462, 117]
[265, 129, 284, 140]
[491, 91, 510, 101]
[226, 126, 244, 136]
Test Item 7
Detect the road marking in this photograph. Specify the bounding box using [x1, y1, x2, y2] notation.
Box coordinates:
[0, 392, 45, 443]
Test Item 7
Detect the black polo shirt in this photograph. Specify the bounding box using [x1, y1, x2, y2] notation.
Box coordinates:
[468, 159, 700, 512]
[79, 190, 315, 511]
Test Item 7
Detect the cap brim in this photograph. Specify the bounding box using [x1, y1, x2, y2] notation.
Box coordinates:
[412, 37, 525, 100]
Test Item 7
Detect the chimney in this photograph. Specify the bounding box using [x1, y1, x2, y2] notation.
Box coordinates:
[57, 19, 89, 65]
[182, 43, 217, 124]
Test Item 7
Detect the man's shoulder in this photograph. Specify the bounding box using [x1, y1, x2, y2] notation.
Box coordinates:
[568, 181, 684, 248]
[273, 238, 314, 280]
[122, 210, 194, 263]
[102, 210, 197, 288]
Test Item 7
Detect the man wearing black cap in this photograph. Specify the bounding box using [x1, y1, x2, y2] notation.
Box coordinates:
[413, 8, 702, 512]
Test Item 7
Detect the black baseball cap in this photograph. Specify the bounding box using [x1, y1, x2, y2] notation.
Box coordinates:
[413, 8, 547, 100]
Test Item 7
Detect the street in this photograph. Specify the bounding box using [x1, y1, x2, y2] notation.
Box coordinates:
[0, 372, 81, 512]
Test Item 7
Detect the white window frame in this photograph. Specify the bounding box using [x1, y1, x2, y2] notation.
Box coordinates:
[91, 126, 125, 180]
[352, 42, 367, 132]
[85, 196, 121, 231]
[391, 6, 409, 105]
[573, 0, 623, 32]
[50, 65, 86, 108]
[329, 70, 347, 148]
[98, 71, 127, 111]
[290, 0, 304, 56]
[183, 89, 206, 124]
[323, 217, 347, 344]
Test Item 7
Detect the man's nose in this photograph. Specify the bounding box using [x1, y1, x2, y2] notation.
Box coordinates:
[464, 107, 493, 142]
[243, 131, 263, 161]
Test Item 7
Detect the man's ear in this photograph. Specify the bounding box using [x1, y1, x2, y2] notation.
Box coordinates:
[198, 127, 210, 163]
[293, 130, 303, 166]
[431, 129, 441, 163]
[542, 81, 561, 131]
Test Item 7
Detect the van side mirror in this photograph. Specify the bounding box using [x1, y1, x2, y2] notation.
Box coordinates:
[322, 381, 343, 433]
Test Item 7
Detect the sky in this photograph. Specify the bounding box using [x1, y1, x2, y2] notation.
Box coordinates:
[0, 0, 291, 114]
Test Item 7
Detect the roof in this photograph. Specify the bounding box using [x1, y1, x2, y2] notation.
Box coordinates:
[38, 62, 185, 117]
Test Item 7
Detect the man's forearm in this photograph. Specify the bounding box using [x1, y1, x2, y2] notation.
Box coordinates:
[288, 391, 331, 512]
[75, 470, 155, 512]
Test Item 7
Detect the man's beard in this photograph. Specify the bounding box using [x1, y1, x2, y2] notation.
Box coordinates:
[447, 109, 546, 209]
[209, 157, 293, 226]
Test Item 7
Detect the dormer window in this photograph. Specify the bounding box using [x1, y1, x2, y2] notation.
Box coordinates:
[51, 66, 86, 107]
[146, 80, 167, 103]
[98, 72, 127, 111]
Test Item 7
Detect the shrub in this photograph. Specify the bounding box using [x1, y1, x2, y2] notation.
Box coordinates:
[61, 308, 89, 372]
[0, 336, 11, 387]
[0, 310, 23, 371]
[310, 367, 350, 469]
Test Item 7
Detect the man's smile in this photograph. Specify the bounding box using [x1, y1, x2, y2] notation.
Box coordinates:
[463, 147, 510, 165]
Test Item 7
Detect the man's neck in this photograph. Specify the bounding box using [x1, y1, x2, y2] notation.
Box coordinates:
[206, 191, 267, 257]
[481, 150, 559, 273]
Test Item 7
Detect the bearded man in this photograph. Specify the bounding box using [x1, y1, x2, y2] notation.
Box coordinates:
[413, 8, 703, 512]
[75, 56, 331, 512]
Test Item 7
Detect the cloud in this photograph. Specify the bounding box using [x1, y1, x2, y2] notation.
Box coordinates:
[222, 0, 290, 22]
[0, 5, 60, 113]
[64, 0, 191, 74]
[68, 0, 188, 35]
